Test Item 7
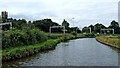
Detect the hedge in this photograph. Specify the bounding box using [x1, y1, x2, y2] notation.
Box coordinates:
[2, 28, 48, 49]
[2, 35, 82, 62]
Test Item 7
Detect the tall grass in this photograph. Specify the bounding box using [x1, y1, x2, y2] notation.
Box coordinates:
[96, 36, 120, 48]
[2, 34, 83, 62]
[2, 29, 96, 62]
[2, 28, 48, 49]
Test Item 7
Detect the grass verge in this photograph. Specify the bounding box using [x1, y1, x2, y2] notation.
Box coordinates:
[96, 36, 120, 48]
[2, 35, 88, 62]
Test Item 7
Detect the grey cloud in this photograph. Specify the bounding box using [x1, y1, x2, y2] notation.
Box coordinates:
[0, 0, 119, 27]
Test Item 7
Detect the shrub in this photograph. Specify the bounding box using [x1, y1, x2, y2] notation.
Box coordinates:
[48, 34, 63, 39]
[85, 33, 95, 37]
[71, 31, 77, 36]
[2, 28, 48, 49]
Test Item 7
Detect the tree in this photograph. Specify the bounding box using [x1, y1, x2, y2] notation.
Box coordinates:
[119, 27, 120, 34]
[62, 19, 70, 30]
[33, 19, 60, 32]
[94, 23, 106, 33]
[82, 26, 89, 33]
[88, 25, 94, 33]
[6, 18, 30, 30]
[108, 20, 119, 34]
[109, 20, 119, 28]
[69, 27, 81, 33]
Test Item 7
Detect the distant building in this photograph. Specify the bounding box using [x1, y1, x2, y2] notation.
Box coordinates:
[1, 11, 8, 20]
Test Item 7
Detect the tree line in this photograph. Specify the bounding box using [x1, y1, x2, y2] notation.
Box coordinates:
[1, 18, 81, 33]
[1, 17, 120, 34]
[82, 20, 120, 34]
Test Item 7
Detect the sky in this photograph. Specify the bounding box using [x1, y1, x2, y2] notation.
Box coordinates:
[0, 0, 119, 29]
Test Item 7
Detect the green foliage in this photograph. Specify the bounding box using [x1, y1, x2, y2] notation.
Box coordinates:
[96, 36, 120, 48]
[2, 35, 79, 61]
[62, 19, 70, 30]
[108, 20, 119, 34]
[2, 28, 48, 49]
[82, 20, 120, 34]
[94, 23, 106, 33]
[71, 31, 77, 36]
[33, 19, 59, 32]
[109, 36, 120, 39]
[2, 33, 97, 61]
[48, 34, 63, 39]
[2, 24, 10, 31]
[85, 33, 95, 37]
[82, 26, 90, 33]
[7, 18, 28, 30]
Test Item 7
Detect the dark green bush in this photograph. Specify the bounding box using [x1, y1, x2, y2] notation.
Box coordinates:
[48, 34, 63, 39]
[85, 33, 95, 37]
[2, 34, 85, 61]
[2, 28, 48, 49]
[71, 31, 77, 36]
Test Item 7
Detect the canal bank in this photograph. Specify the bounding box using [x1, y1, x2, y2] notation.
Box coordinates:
[2, 35, 92, 62]
[2, 38, 118, 66]
[96, 36, 120, 49]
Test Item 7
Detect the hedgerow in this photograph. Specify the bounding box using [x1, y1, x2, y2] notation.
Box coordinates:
[2, 30, 93, 62]
[2, 28, 48, 49]
[2, 35, 78, 62]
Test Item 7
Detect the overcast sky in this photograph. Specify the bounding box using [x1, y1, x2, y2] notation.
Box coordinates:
[0, 0, 119, 28]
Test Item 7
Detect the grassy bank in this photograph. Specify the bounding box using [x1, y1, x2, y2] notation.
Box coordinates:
[96, 36, 120, 48]
[2, 27, 96, 62]
[2, 34, 87, 62]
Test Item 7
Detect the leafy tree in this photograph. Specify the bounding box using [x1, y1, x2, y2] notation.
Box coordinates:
[1, 17, 11, 30]
[108, 20, 119, 34]
[33, 19, 59, 32]
[119, 27, 120, 34]
[27, 21, 35, 29]
[82, 26, 89, 33]
[62, 19, 70, 31]
[94, 23, 106, 33]
[88, 25, 94, 33]
[69, 27, 81, 33]
[2, 24, 10, 30]
[7, 18, 28, 30]
[109, 20, 119, 28]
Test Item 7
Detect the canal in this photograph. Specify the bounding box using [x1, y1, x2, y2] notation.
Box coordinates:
[2, 38, 119, 66]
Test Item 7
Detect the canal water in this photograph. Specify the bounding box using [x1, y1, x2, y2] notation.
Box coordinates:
[2, 38, 119, 66]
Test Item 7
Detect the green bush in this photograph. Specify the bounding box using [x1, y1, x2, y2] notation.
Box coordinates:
[2, 39, 59, 61]
[2, 28, 48, 49]
[71, 31, 77, 36]
[85, 33, 95, 37]
[48, 34, 63, 39]
[2, 34, 86, 61]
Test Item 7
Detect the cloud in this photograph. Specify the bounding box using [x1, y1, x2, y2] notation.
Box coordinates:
[0, 0, 119, 28]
